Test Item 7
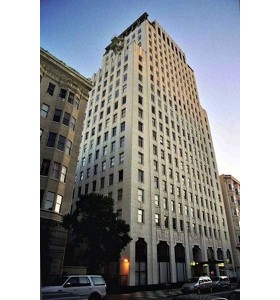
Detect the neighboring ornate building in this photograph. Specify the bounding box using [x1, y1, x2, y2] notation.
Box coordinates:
[40, 48, 92, 284]
[72, 12, 236, 287]
[220, 174, 240, 281]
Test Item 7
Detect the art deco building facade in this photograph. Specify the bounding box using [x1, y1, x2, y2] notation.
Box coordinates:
[40, 48, 92, 283]
[73, 13, 236, 286]
[219, 174, 240, 281]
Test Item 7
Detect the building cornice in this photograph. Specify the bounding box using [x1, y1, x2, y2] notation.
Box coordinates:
[40, 48, 92, 95]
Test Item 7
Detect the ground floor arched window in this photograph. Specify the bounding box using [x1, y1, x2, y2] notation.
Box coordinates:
[157, 241, 170, 284]
[175, 243, 186, 282]
[135, 238, 147, 285]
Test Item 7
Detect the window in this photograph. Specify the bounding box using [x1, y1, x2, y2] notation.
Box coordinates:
[109, 174, 114, 185]
[68, 92, 74, 104]
[138, 188, 144, 202]
[110, 157, 115, 167]
[43, 191, 55, 210]
[100, 177, 105, 189]
[153, 160, 158, 171]
[53, 109, 62, 122]
[178, 203, 182, 214]
[155, 214, 160, 226]
[120, 136, 125, 147]
[103, 145, 108, 156]
[101, 161, 106, 171]
[138, 152, 144, 164]
[171, 200, 175, 212]
[92, 180, 96, 192]
[70, 116, 76, 131]
[60, 165, 67, 183]
[118, 189, 123, 201]
[154, 194, 159, 206]
[65, 139, 72, 155]
[40, 104, 49, 118]
[138, 209, 144, 223]
[112, 127, 117, 136]
[154, 176, 159, 188]
[173, 218, 177, 230]
[119, 152, 124, 164]
[46, 132, 57, 147]
[111, 141, 116, 152]
[51, 162, 60, 179]
[40, 159, 51, 176]
[47, 83, 55, 95]
[138, 121, 143, 132]
[163, 197, 168, 210]
[54, 195, 63, 213]
[164, 216, 169, 228]
[57, 135, 66, 151]
[120, 121, 125, 132]
[59, 88, 67, 99]
[138, 170, 144, 182]
[119, 170, 124, 182]
[138, 136, 143, 147]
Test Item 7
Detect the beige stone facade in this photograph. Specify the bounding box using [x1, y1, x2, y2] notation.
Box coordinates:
[219, 174, 240, 281]
[40, 48, 92, 282]
[72, 13, 236, 286]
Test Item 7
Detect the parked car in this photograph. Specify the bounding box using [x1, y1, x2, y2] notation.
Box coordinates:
[181, 276, 213, 294]
[211, 275, 231, 290]
[41, 275, 106, 300]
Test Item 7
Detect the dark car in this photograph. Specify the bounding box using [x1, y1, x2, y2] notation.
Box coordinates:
[211, 275, 231, 290]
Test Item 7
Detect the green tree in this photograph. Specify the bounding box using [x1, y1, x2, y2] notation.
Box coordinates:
[63, 193, 132, 273]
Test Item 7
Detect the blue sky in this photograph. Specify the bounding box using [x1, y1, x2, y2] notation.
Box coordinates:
[41, 0, 240, 179]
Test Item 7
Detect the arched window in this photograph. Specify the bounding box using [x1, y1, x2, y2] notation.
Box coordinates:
[135, 238, 147, 285]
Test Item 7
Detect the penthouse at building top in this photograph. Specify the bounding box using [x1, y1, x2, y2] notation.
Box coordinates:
[72, 12, 236, 286]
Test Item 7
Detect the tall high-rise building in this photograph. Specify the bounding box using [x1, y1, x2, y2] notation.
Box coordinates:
[72, 13, 236, 286]
[40, 48, 92, 283]
[219, 174, 240, 282]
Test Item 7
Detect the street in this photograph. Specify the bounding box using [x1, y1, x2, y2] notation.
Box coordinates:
[41, 287, 239, 300]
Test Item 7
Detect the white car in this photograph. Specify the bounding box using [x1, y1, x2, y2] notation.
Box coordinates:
[181, 276, 213, 294]
[41, 275, 106, 300]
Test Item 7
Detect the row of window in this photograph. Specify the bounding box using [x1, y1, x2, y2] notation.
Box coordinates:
[40, 159, 67, 183]
[80, 152, 125, 179]
[137, 189, 222, 216]
[45, 132, 72, 155]
[46, 82, 80, 109]
[135, 208, 227, 238]
[41, 104, 76, 131]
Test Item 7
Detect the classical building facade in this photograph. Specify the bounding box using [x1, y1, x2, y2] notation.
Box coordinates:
[72, 13, 236, 286]
[40, 48, 92, 283]
[219, 174, 240, 281]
